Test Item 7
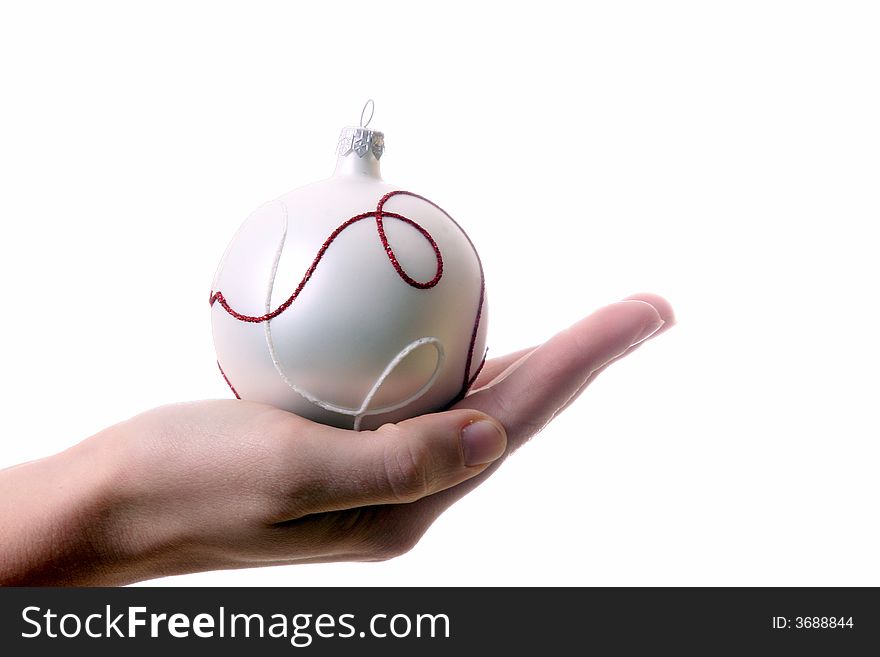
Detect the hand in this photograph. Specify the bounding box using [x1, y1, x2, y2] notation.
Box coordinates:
[0, 294, 673, 585]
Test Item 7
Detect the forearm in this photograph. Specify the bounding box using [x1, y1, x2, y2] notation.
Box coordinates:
[0, 432, 130, 586]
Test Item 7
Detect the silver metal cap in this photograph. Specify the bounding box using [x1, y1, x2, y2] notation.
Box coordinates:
[336, 126, 385, 160]
[336, 99, 384, 160]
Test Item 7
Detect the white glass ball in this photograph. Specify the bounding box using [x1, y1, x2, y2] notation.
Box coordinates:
[210, 165, 487, 430]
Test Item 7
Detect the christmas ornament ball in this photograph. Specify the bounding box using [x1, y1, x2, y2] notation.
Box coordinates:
[210, 105, 487, 430]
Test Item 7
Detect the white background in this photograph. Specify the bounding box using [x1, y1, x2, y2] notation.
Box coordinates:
[1, 1, 878, 586]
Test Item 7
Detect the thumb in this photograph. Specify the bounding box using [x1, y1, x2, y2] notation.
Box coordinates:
[298, 410, 508, 514]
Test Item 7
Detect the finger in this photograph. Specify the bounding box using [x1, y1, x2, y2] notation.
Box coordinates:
[379, 296, 673, 535]
[470, 346, 537, 390]
[373, 297, 670, 538]
[471, 294, 672, 394]
[275, 410, 508, 517]
[457, 299, 664, 450]
[623, 292, 676, 327]
[552, 292, 676, 417]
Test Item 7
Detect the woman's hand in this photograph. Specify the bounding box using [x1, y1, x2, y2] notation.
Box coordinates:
[0, 294, 673, 585]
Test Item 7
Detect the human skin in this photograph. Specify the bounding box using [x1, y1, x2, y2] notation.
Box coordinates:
[0, 294, 673, 585]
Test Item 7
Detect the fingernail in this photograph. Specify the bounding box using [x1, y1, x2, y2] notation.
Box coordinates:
[461, 420, 507, 467]
[631, 317, 665, 347]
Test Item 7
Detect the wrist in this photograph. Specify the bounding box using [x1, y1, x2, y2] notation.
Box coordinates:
[0, 428, 138, 585]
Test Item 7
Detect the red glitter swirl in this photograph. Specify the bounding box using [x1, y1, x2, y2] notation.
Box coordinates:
[217, 361, 240, 399]
[378, 191, 487, 400]
[211, 190, 485, 404]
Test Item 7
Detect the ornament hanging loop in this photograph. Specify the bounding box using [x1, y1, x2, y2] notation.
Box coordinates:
[360, 99, 375, 128]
